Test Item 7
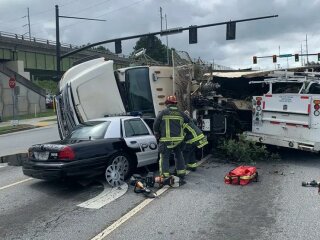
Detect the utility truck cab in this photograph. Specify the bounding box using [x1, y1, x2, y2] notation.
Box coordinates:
[56, 58, 176, 139]
[244, 71, 320, 152]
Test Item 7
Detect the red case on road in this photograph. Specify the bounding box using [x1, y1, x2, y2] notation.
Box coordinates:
[224, 166, 258, 185]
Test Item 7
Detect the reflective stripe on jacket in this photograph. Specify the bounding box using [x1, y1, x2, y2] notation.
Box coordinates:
[183, 120, 208, 148]
[153, 105, 189, 145]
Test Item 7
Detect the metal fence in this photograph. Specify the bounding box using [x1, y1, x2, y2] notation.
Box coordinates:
[0, 31, 76, 49]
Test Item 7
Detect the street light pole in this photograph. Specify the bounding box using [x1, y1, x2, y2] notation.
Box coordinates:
[55, 5, 106, 81]
[55, 5, 61, 80]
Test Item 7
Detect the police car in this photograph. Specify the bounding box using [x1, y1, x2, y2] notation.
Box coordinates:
[23, 116, 158, 180]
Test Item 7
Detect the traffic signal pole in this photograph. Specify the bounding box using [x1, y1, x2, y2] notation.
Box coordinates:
[253, 53, 320, 65]
[60, 15, 278, 59]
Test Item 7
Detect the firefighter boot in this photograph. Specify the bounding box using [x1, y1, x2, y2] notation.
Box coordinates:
[186, 162, 197, 171]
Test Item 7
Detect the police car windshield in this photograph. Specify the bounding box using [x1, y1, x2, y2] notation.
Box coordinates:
[67, 121, 111, 140]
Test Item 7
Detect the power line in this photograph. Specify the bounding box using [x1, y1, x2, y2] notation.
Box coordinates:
[0, 0, 87, 29]
[60, 0, 145, 30]
[63, 0, 112, 16]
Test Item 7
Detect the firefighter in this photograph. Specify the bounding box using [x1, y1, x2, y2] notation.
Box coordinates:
[153, 95, 189, 179]
[182, 111, 208, 171]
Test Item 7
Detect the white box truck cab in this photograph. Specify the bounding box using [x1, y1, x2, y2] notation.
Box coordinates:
[56, 58, 175, 139]
[244, 71, 320, 152]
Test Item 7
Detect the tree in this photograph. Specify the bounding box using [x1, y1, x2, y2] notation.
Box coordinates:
[132, 36, 168, 63]
[96, 46, 107, 51]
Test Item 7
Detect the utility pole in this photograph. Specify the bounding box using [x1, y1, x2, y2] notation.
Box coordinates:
[27, 7, 31, 39]
[165, 14, 169, 65]
[300, 43, 303, 66]
[55, 5, 61, 79]
[306, 34, 309, 65]
[22, 7, 31, 40]
[55, 5, 105, 80]
[278, 45, 280, 56]
[160, 7, 163, 31]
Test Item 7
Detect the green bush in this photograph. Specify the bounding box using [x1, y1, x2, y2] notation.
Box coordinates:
[218, 134, 280, 164]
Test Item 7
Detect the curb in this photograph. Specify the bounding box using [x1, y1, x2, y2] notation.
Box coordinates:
[0, 153, 28, 166]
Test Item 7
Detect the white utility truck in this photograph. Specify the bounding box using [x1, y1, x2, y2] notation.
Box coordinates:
[244, 71, 320, 152]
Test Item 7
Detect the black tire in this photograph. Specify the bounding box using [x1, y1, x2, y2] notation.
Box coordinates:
[107, 152, 135, 179]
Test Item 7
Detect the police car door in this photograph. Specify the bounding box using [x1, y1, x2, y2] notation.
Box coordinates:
[123, 118, 158, 167]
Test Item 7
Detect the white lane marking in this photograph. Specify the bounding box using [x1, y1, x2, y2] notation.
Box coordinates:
[0, 178, 33, 191]
[0, 163, 8, 168]
[91, 154, 212, 240]
[78, 182, 128, 209]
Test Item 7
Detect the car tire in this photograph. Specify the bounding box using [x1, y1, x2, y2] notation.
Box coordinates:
[107, 152, 134, 179]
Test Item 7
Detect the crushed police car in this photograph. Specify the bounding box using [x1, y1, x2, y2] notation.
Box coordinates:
[23, 116, 158, 180]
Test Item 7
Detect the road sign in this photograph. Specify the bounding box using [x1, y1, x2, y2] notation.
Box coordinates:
[9, 78, 16, 88]
[279, 54, 292, 58]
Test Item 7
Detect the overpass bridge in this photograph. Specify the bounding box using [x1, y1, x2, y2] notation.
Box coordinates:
[0, 31, 130, 81]
[0, 31, 130, 119]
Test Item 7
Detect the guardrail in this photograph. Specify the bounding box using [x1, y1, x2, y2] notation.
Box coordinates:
[0, 31, 76, 49]
[0, 31, 131, 61]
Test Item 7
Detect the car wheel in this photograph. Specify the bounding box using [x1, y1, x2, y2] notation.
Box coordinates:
[108, 152, 133, 179]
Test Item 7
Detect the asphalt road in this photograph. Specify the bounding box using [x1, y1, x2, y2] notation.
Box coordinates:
[0, 124, 60, 157]
[1, 149, 320, 240]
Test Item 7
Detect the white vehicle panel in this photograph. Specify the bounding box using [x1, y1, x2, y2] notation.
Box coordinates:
[264, 94, 310, 114]
[73, 60, 125, 121]
[122, 118, 158, 167]
[61, 58, 125, 123]
[248, 92, 320, 151]
[59, 58, 106, 91]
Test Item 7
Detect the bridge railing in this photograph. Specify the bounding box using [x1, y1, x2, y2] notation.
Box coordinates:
[0, 31, 77, 49]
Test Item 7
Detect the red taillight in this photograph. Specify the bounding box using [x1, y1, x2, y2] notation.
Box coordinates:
[256, 100, 261, 106]
[58, 146, 75, 160]
[315, 104, 320, 111]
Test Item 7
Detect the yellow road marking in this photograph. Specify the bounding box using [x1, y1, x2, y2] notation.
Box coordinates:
[91, 154, 212, 240]
[0, 178, 33, 191]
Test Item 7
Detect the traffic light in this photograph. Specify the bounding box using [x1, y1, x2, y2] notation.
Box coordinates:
[272, 55, 277, 63]
[115, 40, 122, 54]
[318, 53, 320, 61]
[295, 54, 299, 62]
[189, 26, 197, 44]
[226, 22, 236, 40]
[253, 56, 257, 64]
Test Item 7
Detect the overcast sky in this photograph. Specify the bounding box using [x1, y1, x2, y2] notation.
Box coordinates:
[0, 0, 319, 70]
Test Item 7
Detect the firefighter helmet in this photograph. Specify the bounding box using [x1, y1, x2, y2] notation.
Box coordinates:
[165, 95, 177, 105]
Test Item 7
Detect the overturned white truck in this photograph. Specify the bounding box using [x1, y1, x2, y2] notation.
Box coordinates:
[55, 57, 252, 143]
[56, 58, 177, 139]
